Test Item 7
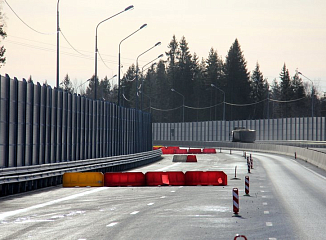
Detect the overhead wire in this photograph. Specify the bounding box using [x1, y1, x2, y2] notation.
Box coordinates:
[4, 0, 56, 35]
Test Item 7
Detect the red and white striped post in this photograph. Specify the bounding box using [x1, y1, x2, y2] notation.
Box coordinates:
[244, 176, 250, 196]
[250, 154, 253, 169]
[247, 157, 251, 173]
[233, 188, 239, 215]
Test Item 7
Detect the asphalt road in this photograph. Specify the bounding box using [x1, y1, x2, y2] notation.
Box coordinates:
[0, 150, 325, 240]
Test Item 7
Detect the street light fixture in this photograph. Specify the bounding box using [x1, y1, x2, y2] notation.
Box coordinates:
[171, 88, 185, 122]
[94, 5, 134, 100]
[135, 41, 161, 110]
[211, 84, 226, 121]
[118, 23, 147, 106]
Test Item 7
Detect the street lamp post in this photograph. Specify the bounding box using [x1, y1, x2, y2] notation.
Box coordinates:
[135, 42, 161, 110]
[57, 0, 60, 89]
[171, 88, 185, 122]
[211, 84, 225, 121]
[94, 5, 134, 100]
[140, 54, 163, 110]
[118, 23, 147, 106]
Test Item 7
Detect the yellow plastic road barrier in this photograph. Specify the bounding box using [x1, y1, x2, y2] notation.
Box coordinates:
[63, 172, 104, 187]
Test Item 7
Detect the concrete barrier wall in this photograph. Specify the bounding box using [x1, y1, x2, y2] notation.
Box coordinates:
[154, 140, 326, 172]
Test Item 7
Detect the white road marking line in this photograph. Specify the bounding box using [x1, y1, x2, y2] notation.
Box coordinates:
[266, 222, 273, 226]
[0, 188, 106, 221]
[263, 202, 268, 206]
[147, 203, 154, 206]
[262, 196, 267, 198]
[157, 163, 181, 171]
[106, 222, 118, 227]
[171, 191, 176, 193]
[264, 211, 270, 214]
[130, 211, 139, 215]
[269, 238, 277, 240]
[160, 196, 166, 199]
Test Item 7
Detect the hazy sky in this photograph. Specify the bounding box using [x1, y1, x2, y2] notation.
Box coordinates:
[1, 0, 326, 93]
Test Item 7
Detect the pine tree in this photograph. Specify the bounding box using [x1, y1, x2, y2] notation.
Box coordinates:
[98, 76, 111, 101]
[279, 63, 293, 117]
[60, 74, 74, 93]
[224, 39, 251, 120]
[0, 6, 7, 67]
[250, 62, 269, 119]
[292, 72, 307, 116]
[270, 79, 282, 118]
[121, 64, 136, 108]
[85, 75, 97, 99]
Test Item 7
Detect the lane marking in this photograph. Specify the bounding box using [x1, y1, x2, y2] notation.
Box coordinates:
[263, 202, 268, 206]
[0, 188, 106, 221]
[157, 163, 181, 171]
[160, 196, 166, 199]
[106, 222, 118, 227]
[266, 222, 273, 226]
[130, 211, 139, 215]
[269, 238, 277, 240]
[171, 191, 176, 193]
[264, 211, 270, 214]
[147, 203, 154, 206]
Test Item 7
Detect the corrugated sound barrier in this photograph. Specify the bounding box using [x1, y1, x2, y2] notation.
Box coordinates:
[153, 117, 326, 142]
[0, 74, 152, 168]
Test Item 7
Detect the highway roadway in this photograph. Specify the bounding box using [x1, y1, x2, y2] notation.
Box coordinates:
[0, 150, 325, 240]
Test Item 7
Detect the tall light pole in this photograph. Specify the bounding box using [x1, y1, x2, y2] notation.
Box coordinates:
[171, 88, 185, 122]
[118, 23, 147, 106]
[95, 5, 134, 100]
[298, 71, 314, 118]
[56, 0, 60, 89]
[211, 84, 225, 121]
[135, 41, 161, 110]
[140, 54, 163, 110]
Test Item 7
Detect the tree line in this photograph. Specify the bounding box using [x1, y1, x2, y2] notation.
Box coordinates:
[61, 35, 325, 123]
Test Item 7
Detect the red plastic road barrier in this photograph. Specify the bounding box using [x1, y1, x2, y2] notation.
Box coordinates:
[161, 148, 175, 154]
[186, 155, 197, 162]
[104, 172, 145, 187]
[233, 188, 239, 214]
[166, 146, 180, 150]
[245, 176, 249, 195]
[188, 148, 202, 154]
[185, 171, 227, 186]
[202, 148, 216, 154]
[145, 171, 185, 186]
[175, 149, 188, 154]
[234, 234, 247, 240]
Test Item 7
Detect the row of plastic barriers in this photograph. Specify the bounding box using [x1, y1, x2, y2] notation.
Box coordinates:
[153, 146, 216, 154]
[63, 171, 227, 187]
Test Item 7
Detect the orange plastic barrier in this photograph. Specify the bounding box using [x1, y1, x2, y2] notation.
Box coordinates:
[104, 172, 145, 187]
[175, 149, 188, 154]
[161, 148, 175, 154]
[188, 148, 202, 154]
[63, 172, 104, 187]
[186, 155, 197, 162]
[202, 148, 216, 154]
[145, 171, 185, 186]
[185, 171, 227, 186]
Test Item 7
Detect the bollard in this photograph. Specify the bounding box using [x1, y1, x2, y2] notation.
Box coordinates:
[250, 155, 253, 169]
[244, 176, 250, 196]
[244, 152, 246, 159]
[295, 152, 297, 159]
[247, 157, 251, 173]
[220, 148, 222, 153]
[230, 149, 232, 154]
[233, 188, 239, 215]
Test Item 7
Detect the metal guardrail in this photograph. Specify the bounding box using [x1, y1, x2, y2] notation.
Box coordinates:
[0, 149, 162, 196]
